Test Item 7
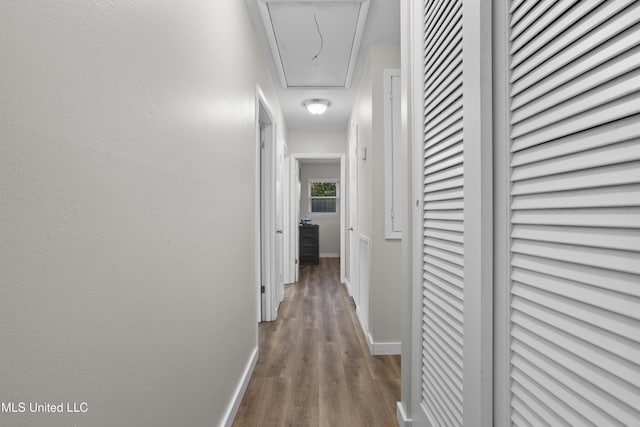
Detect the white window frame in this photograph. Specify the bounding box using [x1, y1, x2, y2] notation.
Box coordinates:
[308, 178, 339, 216]
[384, 68, 403, 239]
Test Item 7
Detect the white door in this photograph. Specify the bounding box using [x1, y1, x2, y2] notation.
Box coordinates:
[259, 122, 267, 321]
[348, 125, 359, 303]
[496, 2, 640, 425]
[418, 0, 465, 425]
[294, 160, 301, 282]
[257, 94, 276, 323]
[274, 135, 286, 312]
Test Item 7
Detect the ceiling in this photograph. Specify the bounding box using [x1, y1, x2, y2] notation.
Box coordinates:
[245, 0, 400, 132]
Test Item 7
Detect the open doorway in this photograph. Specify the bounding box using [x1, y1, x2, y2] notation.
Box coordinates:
[255, 85, 283, 323]
[289, 153, 346, 285]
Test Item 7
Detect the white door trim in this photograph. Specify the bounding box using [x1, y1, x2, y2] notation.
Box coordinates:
[491, 0, 512, 425]
[461, 1, 494, 425]
[255, 84, 277, 323]
[291, 153, 346, 284]
[383, 68, 403, 240]
[290, 159, 300, 283]
[347, 123, 359, 301]
[408, 0, 428, 423]
[274, 132, 288, 313]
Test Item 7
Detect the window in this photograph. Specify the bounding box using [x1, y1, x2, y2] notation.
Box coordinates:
[308, 179, 339, 214]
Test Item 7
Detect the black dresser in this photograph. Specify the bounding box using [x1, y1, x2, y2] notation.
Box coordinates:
[299, 224, 319, 265]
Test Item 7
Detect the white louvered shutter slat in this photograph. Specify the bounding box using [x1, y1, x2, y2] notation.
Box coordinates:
[511, 184, 640, 211]
[511, 29, 640, 111]
[507, 2, 640, 426]
[421, 0, 465, 425]
[510, 0, 579, 53]
[511, 1, 636, 84]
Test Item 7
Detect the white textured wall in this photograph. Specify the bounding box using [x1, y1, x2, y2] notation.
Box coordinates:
[349, 44, 402, 345]
[0, 1, 283, 426]
[299, 162, 341, 256]
[287, 130, 347, 154]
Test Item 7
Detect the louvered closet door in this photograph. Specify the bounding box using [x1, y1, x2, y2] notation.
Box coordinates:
[507, 1, 640, 425]
[421, 0, 464, 425]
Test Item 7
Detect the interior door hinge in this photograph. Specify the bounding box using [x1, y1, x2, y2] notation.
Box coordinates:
[261, 286, 265, 293]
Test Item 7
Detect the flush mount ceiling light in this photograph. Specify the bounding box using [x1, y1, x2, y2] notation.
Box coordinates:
[303, 99, 331, 115]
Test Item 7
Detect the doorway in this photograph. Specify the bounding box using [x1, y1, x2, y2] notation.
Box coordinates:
[290, 153, 346, 285]
[255, 85, 280, 323]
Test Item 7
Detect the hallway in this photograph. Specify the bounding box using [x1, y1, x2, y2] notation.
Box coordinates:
[3, 1, 640, 426]
[233, 258, 400, 426]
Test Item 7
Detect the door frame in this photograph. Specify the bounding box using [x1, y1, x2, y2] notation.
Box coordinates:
[255, 84, 278, 322]
[274, 133, 289, 311]
[347, 123, 359, 300]
[290, 153, 346, 284]
[290, 159, 301, 283]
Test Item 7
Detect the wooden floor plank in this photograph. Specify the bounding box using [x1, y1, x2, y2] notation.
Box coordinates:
[232, 258, 400, 427]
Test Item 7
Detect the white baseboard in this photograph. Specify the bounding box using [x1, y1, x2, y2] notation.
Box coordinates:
[365, 330, 376, 354]
[355, 306, 401, 356]
[397, 402, 412, 427]
[354, 305, 373, 354]
[221, 346, 258, 427]
[343, 278, 353, 297]
[320, 252, 340, 258]
[372, 340, 401, 355]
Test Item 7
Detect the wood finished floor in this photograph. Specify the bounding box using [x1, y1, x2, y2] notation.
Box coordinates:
[232, 258, 400, 427]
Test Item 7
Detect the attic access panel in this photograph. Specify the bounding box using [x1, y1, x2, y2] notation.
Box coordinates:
[258, 0, 370, 88]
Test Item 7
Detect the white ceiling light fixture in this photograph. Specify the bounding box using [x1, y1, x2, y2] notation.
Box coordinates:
[303, 99, 331, 115]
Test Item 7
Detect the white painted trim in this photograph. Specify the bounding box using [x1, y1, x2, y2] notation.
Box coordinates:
[383, 68, 403, 240]
[292, 153, 346, 284]
[355, 305, 373, 354]
[344, 0, 371, 88]
[492, 1, 512, 425]
[256, 0, 370, 89]
[355, 306, 400, 356]
[275, 131, 288, 306]
[397, 402, 413, 427]
[357, 234, 370, 347]
[254, 88, 262, 326]
[290, 159, 300, 284]
[408, 0, 429, 425]
[343, 277, 353, 297]
[307, 178, 340, 215]
[256, 2, 287, 88]
[462, 1, 493, 426]
[282, 145, 292, 286]
[399, 0, 416, 423]
[220, 347, 258, 427]
[339, 155, 346, 284]
[371, 341, 401, 356]
[365, 331, 374, 355]
[255, 85, 278, 323]
[347, 123, 359, 302]
[319, 252, 340, 258]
